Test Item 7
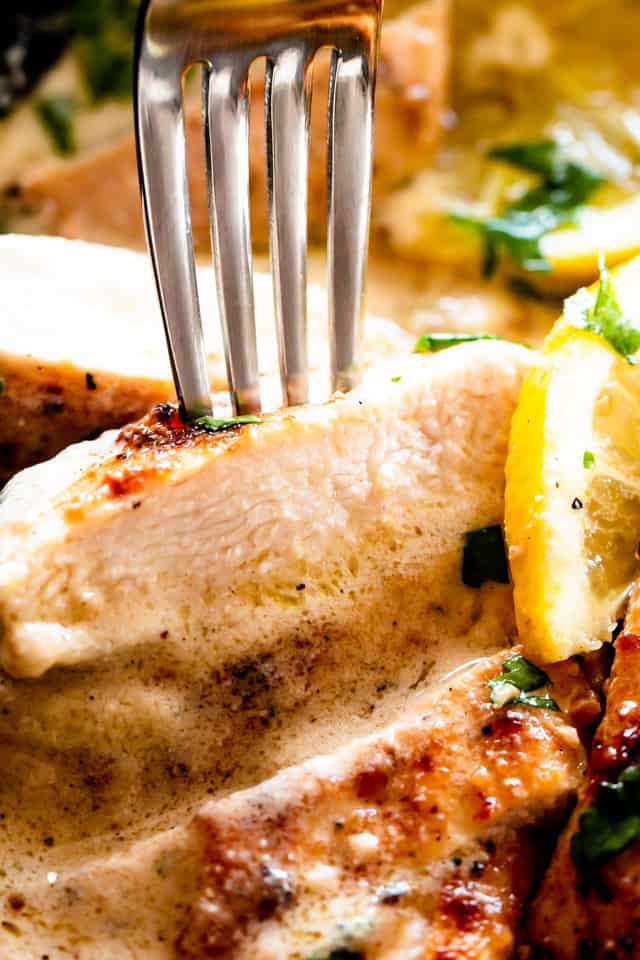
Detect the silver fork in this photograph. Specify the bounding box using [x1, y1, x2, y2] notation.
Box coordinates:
[134, 0, 383, 418]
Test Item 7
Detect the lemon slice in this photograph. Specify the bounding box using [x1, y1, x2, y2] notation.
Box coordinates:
[540, 193, 640, 291]
[380, 165, 640, 293]
[505, 259, 640, 662]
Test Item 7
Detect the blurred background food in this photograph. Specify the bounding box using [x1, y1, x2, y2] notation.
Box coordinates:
[1, 0, 639, 344]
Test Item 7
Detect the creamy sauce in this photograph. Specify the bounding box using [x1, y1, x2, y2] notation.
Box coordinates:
[1, 1, 639, 955]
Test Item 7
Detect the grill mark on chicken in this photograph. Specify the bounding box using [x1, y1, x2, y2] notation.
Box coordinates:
[177, 652, 587, 959]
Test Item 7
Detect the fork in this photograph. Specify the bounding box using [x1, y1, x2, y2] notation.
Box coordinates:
[134, 0, 383, 418]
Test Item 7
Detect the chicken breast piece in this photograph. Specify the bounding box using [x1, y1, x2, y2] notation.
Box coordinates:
[528, 624, 640, 958]
[0, 234, 410, 484]
[6, 1, 448, 251]
[0, 341, 529, 679]
[175, 650, 587, 960]
[0, 651, 590, 960]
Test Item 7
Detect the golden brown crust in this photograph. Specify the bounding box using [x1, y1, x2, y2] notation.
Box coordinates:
[177, 652, 586, 959]
[7, 1, 448, 251]
[0, 359, 169, 488]
[529, 634, 640, 960]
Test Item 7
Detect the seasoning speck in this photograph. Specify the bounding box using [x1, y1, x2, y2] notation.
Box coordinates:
[571, 497, 583, 510]
[85, 372, 97, 391]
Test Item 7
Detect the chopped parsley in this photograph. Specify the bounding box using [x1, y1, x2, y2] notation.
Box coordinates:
[462, 525, 509, 588]
[571, 763, 640, 877]
[73, 0, 138, 101]
[452, 139, 605, 277]
[414, 332, 500, 354]
[0, 378, 4, 395]
[583, 450, 595, 469]
[390, 375, 402, 383]
[566, 259, 640, 365]
[194, 414, 261, 433]
[36, 96, 77, 155]
[488, 654, 559, 711]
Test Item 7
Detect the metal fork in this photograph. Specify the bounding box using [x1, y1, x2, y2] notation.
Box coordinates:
[134, 0, 383, 417]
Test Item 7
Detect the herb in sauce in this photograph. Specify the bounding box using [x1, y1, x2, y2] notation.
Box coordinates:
[583, 450, 595, 469]
[488, 654, 559, 711]
[194, 414, 262, 434]
[452, 139, 605, 276]
[73, 0, 138, 101]
[566, 259, 640, 365]
[0, 378, 4, 395]
[462, 525, 509, 588]
[36, 95, 77, 155]
[571, 763, 640, 876]
[414, 332, 500, 353]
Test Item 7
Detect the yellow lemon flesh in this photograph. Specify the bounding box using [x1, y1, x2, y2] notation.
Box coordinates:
[505, 257, 640, 662]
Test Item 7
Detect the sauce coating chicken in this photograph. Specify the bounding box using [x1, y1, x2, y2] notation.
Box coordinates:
[177, 651, 589, 959]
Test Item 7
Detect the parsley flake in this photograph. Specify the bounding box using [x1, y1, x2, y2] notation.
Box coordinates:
[194, 414, 261, 434]
[583, 450, 595, 469]
[488, 654, 559, 711]
[414, 332, 500, 354]
[567, 259, 640, 365]
[571, 764, 640, 878]
[462, 525, 509, 588]
[36, 96, 77, 155]
[452, 140, 605, 277]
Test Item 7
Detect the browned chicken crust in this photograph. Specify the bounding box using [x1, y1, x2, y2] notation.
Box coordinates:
[177, 651, 588, 959]
[8, 1, 448, 251]
[529, 632, 640, 960]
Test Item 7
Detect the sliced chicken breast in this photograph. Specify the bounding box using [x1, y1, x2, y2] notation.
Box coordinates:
[0, 651, 591, 960]
[0, 234, 410, 483]
[176, 650, 587, 960]
[0, 341, 529, 679]
[528, 595, 640, 957]
[5, 2, 448, 250]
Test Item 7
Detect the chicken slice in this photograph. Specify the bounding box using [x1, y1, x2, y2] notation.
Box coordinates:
[0, 651, 590, 960]
[0, 233, 409, 483]
[528, 615, 640, 958]
[0, 341, 529, 679]
[5, 1, 448, 251]
[175, 650, 587, 960]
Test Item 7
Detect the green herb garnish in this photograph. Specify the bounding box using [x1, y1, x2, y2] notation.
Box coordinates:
[462, 525, 509, 588]
[0, 378, 4, 396]
[488, 654, 559, 711]
[414, 332, 500, 354]
[390, 375, 402, 383]
[194, 414, 261, 434]
[73, 0, 138, 101]
[36, 96, 77, 155]
[583, 450, 595, 469]
[566, 259, 640, 365]
[452, 140, 605, 277]
[571, 764, 640, 877]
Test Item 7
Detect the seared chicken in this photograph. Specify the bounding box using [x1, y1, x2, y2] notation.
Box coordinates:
[0, 341, 529, 679]
[0, 651, 590, 960]
[5, 2, 448, 250]
[529, 620, 640, 957]
[176, 651, 587, 959]
[0, 234, 409, 483]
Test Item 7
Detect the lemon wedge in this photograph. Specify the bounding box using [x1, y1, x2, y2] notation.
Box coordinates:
[540, 193, 640, 291]
[505, 257, 640, 662]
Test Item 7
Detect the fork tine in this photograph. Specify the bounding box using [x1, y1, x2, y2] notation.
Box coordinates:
[326, 36, 378, 395]
[265, 45, 313, 408]
[135, 46, 212, 418]
[203, 59, 260, 415]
